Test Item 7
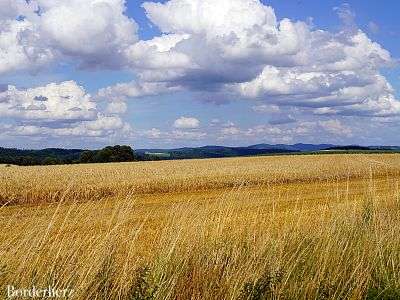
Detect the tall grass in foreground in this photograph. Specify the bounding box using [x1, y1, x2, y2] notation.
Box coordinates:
[0, 173, 399, 299]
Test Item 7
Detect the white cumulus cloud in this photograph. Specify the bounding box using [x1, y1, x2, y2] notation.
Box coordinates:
[173, 117, 200, 129]
[0, 81, 131, 139]
[124, 0, 399, 118]
[0, 0, 138, 74]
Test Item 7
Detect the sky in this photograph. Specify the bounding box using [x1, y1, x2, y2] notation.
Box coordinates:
[1, 0, 400, 149]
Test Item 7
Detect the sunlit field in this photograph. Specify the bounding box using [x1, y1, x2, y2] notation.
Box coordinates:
[0, 154, 399, 299]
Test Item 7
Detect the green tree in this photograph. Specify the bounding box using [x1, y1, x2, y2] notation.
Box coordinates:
[42, 157, 60, 165]
[80, 151, 96, 163]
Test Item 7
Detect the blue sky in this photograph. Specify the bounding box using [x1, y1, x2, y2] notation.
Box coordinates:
[1, 0, 400, 149]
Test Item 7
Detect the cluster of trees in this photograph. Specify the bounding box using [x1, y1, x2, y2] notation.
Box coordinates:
[79, 145, 136, 164]
[0, 145, 137, 166]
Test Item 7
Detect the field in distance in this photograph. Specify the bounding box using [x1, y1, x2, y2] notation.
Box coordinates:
[0, 154, 399, 299]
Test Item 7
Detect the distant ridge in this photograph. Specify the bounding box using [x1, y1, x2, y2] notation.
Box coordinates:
[324, 145, 371, 151]
[136, 145, 297, 159]
[136, 143, 400, 159]
[137, 143, 336, 154]
[246, 143, 336, 152]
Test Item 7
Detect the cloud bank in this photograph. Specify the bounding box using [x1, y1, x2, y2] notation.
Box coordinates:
[0, 81, 131, 141]
[0, 0, 399, 146]
[0, 0, 138, 74]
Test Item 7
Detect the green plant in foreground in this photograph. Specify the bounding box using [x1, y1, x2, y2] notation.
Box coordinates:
[239, 269, 284, 300]
[129, 267, 158, 300]
[366, 286, 400, 300]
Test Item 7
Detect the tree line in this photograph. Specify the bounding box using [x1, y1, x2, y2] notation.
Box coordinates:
[0, 145, 137, 166]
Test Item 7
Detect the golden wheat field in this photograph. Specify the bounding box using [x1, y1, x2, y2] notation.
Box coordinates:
[0, 154, 400, 299]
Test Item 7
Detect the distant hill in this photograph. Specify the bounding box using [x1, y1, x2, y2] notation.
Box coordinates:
[369, 146, 400, 151]
[324, 145, 372, 151]
[137, 143, 400, 160]
[247, 143, 336, 152]
[137, 145, 297, 160]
